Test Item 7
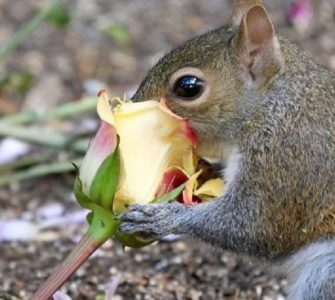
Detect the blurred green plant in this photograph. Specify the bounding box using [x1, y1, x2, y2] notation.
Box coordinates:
[0, 96, 96, 126]
[0, 71, 35, 94]
[0, 97, 98, 186]
[105, 24, 130, 45]
[0, 0, 64, 61]
[46, 8, 71, 28]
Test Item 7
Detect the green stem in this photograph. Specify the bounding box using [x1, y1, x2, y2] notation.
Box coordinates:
[0, 124, 89, 152]
[0, 97, 97, 126]
[0, 0, 63, 61]
[0, 111, 38, 126]
[0, 151, 53, 174]
[31, 231, 105, 300]
[31, 212, 120, 299]
[0, 158, 82, 186]
[50, 97, 97, 120]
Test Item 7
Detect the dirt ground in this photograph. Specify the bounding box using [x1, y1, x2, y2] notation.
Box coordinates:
[0, 0, 334, 299]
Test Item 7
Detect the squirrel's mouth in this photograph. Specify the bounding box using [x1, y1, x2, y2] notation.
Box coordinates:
[196, 159, 222, 186]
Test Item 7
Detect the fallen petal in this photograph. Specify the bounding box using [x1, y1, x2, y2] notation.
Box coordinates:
[105, 274, 122, 300]
[39, 210, 88, 229]
[0, 138, 31, 164]
[37, 203, 66, 219]
[52, 290, 72, 300]
[0, 219, 39, 241]
[287, 0, 313, 32]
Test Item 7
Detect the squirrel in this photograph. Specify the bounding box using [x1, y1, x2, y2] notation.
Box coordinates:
[119, 0, 335, 298]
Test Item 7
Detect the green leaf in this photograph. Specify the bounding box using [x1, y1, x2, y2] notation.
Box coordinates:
[0, 70, 35, 94]
[47, 8, 71, 28]
[151, 183, 186, 204]
[73, 176, 95, 210]
[115, 231, 156, 248]
[90, 139, 120, 210]
[105, 24, 130, 45]
[86, 211, 93, 224]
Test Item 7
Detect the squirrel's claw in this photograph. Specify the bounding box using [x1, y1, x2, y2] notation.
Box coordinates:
[118, 202, 188, 237]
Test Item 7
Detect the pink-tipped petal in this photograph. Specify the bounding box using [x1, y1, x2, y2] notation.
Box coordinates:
[155, 167, 189, 198]
[97, 90, 115, 125]
[160, 98, 197, 146]
[183, 120, 197, 147]
[182, 171, 202, 205]
[79, 121, 117, 196]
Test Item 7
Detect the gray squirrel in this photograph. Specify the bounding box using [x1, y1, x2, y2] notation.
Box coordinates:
[119, 0, 335, 298]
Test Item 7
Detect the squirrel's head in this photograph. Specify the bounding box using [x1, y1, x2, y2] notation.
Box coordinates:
[132, 0, 283, 161]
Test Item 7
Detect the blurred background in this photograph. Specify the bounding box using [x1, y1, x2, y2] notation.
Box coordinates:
[0, 0, 334, 299]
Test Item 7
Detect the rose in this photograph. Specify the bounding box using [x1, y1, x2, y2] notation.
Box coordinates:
[74, 91, 224, 247]
[75, 90, 224, 241]
[32, 91, 224, 299]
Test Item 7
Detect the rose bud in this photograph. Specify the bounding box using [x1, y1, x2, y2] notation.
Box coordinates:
[96, 92, 223, 210]
[32, 90, 224, 299]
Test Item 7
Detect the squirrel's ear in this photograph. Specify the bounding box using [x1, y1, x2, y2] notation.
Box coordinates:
[236, 5, 283, 86]
[231, 0, 263, 25]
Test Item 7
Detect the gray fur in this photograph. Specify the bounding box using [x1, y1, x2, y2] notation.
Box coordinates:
[276, 240, 335, 299]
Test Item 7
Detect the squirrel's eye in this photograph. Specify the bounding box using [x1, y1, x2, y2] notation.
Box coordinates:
[173, 75, 204, 100]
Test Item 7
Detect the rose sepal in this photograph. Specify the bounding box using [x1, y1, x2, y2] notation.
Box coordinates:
[73, 138, 121, 241]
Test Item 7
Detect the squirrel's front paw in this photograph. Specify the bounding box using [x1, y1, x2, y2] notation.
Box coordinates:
[118, 202, 188, 237]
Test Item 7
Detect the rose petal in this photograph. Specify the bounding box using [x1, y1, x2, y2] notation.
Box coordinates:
[182, 170, 202, 205]
[155, 167, 189, 198]
[97, 90, 115, 125]
[194, 178, 224, 200]
[79, 121, 117, 196]
[160, 98, 196, 146]
[182, 152, 198, 176]
[112, 100, 194, 210]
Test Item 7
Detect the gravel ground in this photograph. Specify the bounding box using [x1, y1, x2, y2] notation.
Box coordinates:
[0, 177, 287, 300]
[0, 0, 334, 299]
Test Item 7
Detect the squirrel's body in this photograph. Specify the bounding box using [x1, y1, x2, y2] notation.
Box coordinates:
[120, 1, 335, 298]
[234, 36, 335, 258]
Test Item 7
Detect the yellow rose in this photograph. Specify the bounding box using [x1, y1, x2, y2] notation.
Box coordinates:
[32, 91, 225, 299]
[96, 91, 223, 211]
